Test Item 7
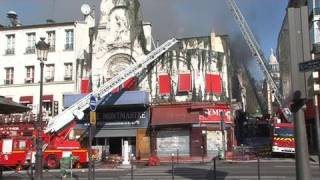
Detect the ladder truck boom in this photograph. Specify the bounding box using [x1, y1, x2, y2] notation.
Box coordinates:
[226, 0, 284, 110]
[45, 38, 178, 133]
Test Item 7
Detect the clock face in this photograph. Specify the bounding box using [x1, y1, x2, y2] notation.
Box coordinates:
[81, 4, 91, 15]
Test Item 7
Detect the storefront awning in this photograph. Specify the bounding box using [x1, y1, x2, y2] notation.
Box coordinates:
[0, 96, 31, 114]
[63, 91, 149, 110]
[94, 129, 136, 138]
[43, 95, 53, 102]
[63, 94, 86, 109]
[19, 96, 33, 104]
[98, 91, 149, 109]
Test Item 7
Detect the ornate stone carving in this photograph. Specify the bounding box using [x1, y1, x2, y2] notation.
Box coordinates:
[104, 53, 134, 78]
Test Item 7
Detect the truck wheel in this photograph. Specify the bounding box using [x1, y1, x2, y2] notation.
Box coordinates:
[46, 155, 59, 169]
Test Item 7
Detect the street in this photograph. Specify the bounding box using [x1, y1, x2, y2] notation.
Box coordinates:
[2, 160, 320, 180]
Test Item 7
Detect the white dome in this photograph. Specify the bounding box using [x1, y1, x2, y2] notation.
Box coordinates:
[269, 48, 278, 65]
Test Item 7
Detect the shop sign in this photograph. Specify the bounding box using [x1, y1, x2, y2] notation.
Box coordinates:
[0, 112, 39, 122]
[95, 110, 149, 128]
[199, 108, 232, 123]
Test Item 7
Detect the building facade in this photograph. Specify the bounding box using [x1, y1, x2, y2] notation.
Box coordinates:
[0, 13, 95, 122]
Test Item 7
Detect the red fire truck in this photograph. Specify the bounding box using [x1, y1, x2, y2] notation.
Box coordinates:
[0, 121, 88, 170]
[271, 123, 295, 155]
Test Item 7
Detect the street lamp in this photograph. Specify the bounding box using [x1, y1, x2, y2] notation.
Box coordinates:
[35, 37, 49, 180]
[220, 111, 226, 159]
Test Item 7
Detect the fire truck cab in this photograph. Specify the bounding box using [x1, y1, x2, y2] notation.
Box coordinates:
[271, 122, 295, 155]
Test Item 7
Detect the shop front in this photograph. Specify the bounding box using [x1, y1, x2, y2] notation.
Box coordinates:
[151, 104, 198, 158]
[78, 91, 151, 162]
[151, 103, 235, 160]
[197, 104, 235, 158]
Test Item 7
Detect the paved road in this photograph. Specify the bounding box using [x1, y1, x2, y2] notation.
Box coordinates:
[1, 161, 320, 180]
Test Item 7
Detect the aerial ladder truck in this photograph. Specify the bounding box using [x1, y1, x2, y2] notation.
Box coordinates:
[0, 38, 178, 170]
[226, 0, 295, 154]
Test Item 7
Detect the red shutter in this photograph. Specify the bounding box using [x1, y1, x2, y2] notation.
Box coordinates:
[159, 74, 171, 95]
[205, 74, 213, 93]
[123, 77, 138, 91]
[81, 79, 90, 94]
[205, 74, 222, 95]
[212, 74, 222, 95]
[178, 74, 191, 92]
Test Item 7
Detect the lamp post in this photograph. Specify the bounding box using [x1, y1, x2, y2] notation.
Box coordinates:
[220, 111, 226, 159]
[35, 37, 49, 180]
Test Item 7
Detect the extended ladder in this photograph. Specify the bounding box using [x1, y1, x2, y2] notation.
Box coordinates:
[45, 38, 178, 133]
[226, 0, 286, 113]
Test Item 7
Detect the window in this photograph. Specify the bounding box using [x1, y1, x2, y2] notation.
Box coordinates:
[64, 63, 73, 80]
[45, 64, 55, 82]
[205, 74, 222, 95]
[26, 33, 36, 54]
[159, 74, 171, 95]
[5, 67, 14, 84]
[19, 140, 26, 150]
[178, 73, 192, 92]
[6, 34, 15, 55]
[47, 31, 55, 51]
[65, 29, 74, 50]
[25, 66, 35, 83]
[42, 95, 53, 116]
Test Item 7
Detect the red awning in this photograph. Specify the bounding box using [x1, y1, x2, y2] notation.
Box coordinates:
[178, 73, 191, 92]
[205, 74, 222, 95]
[159, 74, 171, 95]
[19, 96, 33, 104]
[43, 95, 53, 102]
[151, 105, 198, 126]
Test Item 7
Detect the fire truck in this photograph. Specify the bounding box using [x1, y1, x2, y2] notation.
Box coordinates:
[0, 121, 87, 170]
[0, 38, 177, 171]
[271, 122, 295, 155]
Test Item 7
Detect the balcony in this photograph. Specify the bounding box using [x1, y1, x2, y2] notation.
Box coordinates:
[5, 48, 15, 55]
[64, 44, 73, 50]
[64, 74, 72, 80]
[25, 77, 34, 84]
[45, 76, 54, 82]
[25, 47, 35, 54]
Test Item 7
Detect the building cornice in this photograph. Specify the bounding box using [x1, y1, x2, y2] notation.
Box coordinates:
[0, 22, 75, 31]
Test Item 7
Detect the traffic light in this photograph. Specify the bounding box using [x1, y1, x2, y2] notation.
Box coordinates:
[53, 101, 59, 116]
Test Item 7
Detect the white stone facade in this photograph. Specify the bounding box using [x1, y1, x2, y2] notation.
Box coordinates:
[0, 16, 95, 118]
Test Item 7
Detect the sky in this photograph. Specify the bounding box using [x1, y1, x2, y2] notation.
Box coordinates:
[0, 0, 288, 79]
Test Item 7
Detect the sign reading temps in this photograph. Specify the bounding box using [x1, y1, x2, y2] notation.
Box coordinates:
[199, 108, 232, 123]
[89, 95, 97, 112]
